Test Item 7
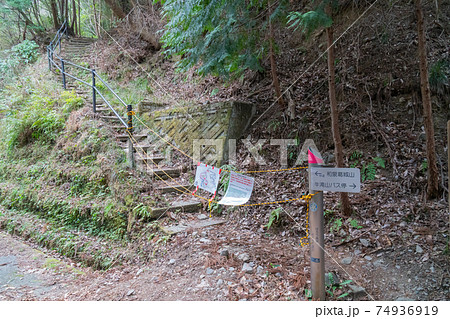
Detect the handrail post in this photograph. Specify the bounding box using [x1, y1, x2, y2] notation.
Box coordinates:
[127, 104, 135, 169]
[92, 70, 96, 113]
[61, 59, 66, 89]
[47, 47, 51, 71]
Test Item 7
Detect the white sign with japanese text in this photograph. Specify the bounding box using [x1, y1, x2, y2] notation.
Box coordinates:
[310, 167, 361, 193]
[218, 172, 254, 206]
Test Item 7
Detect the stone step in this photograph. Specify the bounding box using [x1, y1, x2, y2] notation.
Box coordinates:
[116, 134, 146, 141]
[68, 38, 95, 43]
[100, 115, 123, 122]
[95, 107, 111, 113]
[160, 218, 226, 235]
[136, 155, 164, 164]
[150, 200, 202, 219]
[149, 167, 181, 179]
[156, 184, 194, 194]
[109, 125, 128, 131]
[124, 144, 152, 150]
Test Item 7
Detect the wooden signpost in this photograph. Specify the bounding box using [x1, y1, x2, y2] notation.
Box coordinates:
[307, 146, 361, 300]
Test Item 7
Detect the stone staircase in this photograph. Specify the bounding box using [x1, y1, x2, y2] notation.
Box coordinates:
[53, 37, 224, 232]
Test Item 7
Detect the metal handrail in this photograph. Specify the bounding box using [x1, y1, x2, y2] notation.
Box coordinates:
[64, 72, 92, 87]
[93, 72, 128, 108]
[63, 59, 92, 72]
[94, 88, 128, 128]
[46, 22, 131, 131]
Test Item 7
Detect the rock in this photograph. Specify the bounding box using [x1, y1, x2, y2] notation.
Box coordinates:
[136, 269, 143, 276]
[229, 267, 235, 272]
[339, 229, 347, 237]
[219, 247, 229, 257]
[126, 289, 135, 296]
[349, 284, 367, 299]
[400, 221, 407, 227]
[373, 259, 384, 268]
[199, 238, 211, 244]
[416, 245, 423, 254]
[217, 279, 223, 286]
[242, 263, 254, 274]
[256, 266, 264, 275]
[168, 259, 176, 265]
[197, 214, 208, 220]
[359, 238, 370, 247]
[395, 297, 415, 301]
[341, 257, 353, 265]
[206, 268, 214, 275]
[364, 255, 373, 261]
[197, 279, 209, 288]
[237, 252, 250, 262]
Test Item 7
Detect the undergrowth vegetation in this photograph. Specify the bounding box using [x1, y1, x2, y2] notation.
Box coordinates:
[0, 60, 157, 247]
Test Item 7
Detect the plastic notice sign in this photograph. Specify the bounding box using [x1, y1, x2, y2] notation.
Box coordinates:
[194, 163, 221, 194]
[218, 172, 254, 206]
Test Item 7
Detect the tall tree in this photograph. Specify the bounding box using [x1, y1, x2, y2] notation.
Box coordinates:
[415, 0, 439, 199]
[103, 0, 160, 49]
[326, 16, 351, 216]
[289, 1, 351, 215]
[158, 0, 290, 108]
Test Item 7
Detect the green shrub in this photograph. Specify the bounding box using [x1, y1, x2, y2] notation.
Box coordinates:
[11, 40, 39, 64]
[2, 105, 64, 152]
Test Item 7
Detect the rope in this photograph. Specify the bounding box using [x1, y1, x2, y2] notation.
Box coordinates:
[134, 114, 308, 174]
[126, 131, 312, 208]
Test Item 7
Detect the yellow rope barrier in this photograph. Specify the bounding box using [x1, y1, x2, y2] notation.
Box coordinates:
[134, 114, 308, 174]
[127, 124, 313, 246]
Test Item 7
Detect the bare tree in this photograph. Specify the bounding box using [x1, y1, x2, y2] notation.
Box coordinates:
[326, 21, 351, 216]
[415, 0, 439, 199]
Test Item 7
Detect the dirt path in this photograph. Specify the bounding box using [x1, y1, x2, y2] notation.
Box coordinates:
[0, 231, 80, 300]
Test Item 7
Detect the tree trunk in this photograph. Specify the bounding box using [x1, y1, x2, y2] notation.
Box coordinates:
[64, 0, 69, 26]
[50, 0, 59, 29]
[326, 25, 351, 216]
[78, 0, 81, 35]
[93, 0, 100, 37]
[416, 0, 439, 199]
[71, 0, 77, 36]
[59, 0, 64, 23]
[268, 3, 285, 110]
[104, 0, 161, 49]
[104, 0, 126, 19]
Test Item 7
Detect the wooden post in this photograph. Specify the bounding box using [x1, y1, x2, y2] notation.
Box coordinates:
[92, 70, 96, 113]
[61, 59, 66, 89]
[127, 104, 135, 169]
[308, 147, 325, 300]
[47, 47, 51, 71]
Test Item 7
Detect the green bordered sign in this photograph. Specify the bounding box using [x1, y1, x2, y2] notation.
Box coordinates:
[310, 167, 361, 193]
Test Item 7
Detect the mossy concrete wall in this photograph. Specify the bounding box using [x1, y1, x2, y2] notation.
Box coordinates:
[138, 101, 255, 165]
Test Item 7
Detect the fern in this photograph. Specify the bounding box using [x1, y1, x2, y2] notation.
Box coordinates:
[288, 9, 332, 37]
[265, 207, 282, 230]
[373, 156, 385, 169]
[362, 163, 376, 181]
